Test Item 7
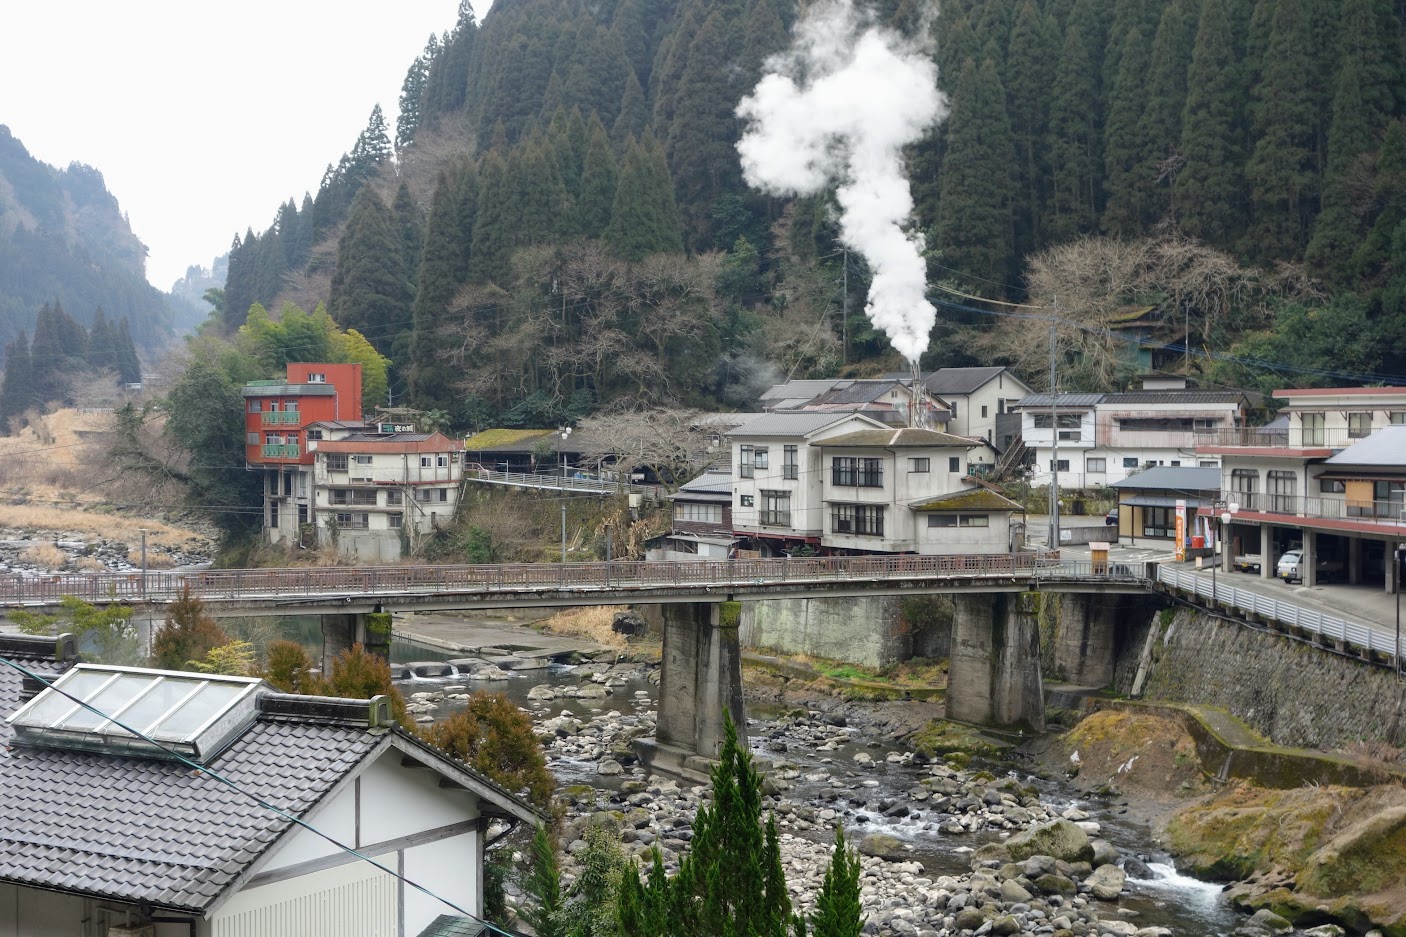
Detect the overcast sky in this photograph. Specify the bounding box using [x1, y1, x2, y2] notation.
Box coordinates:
[2, 1, 461, 291]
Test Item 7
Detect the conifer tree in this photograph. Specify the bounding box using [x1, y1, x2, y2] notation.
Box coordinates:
[328, 187, 413, 353]
[411, 168, 471, 411]
[1005, 0, 1058, 254]
[805, 827, 865, 937]
[253, 223, 286, 307]
[397, 34, 440, 150]
[1245, 0, 1317, 260]
[422, 3, 476, 128]
[1176, 0, 1247, 244]
[349, 105, 393, 185]
[0, 331, 35, 426]
[1101, 26, 1154, 235]
[935, 58, 1016, 287]
[86, 308, 116, 375]
[469, 152, 516, 284]
[1355, 120, 1406, 277]
[1136, 0, 1198, 224]
[222, 230, 259, 331]
[577, 117, 619, 238]
[514, 140, 568, 245]
[521, 825, 563, 937]
[1045, 25, 1100, 240]
[613, 71, 649, 145]
[115, 318, 141, 385]
[603, 135, 684, 260]
[29, 303, 70, 404]
[391, 181, 424, 276]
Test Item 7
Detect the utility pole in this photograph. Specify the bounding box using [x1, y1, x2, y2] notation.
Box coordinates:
[841, 248, 849, 364]
[1048, 300, 1061, 551]
[139, 528, 148, 599]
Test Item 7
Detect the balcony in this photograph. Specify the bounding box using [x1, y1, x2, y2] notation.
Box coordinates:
[261, 411, 301, 425]
[261, 444, 301, 459]
[1222, 490, 1406, 528]
[1195, 427, 1369, 450]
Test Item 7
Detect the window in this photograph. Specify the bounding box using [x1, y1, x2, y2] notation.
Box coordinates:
[948, 456, 960, 473]
[909, 457, 930, 473]
[1086, 457, 1107, 473]
[306, 429, 323, 441]
[1119, 418, 1199, 432]
[298, 504, 308, 525]
[386, 489, 403, 506]
[307, 372, 326, 383]
[1033, 414, 1081, 429]
[1348, 411, 1373, 438]
[437, 488, 449, 502]
[784, 445, 798, 479]
[284, 400, 298, 412]
[739, 445, 754, 478]
[267, 402, 279, 412]
[1123, 457, 1138, 468]
[928, 514, 956, 528]
[247, 401, 261, 413]
[334, 512, 370, 529]
[269, 502, 278, 528]
[1143, 506, 1173, 538]
[927, 514, 988, 528]
[1049, 459, 1070, 472]
[388, 513, 403, 529]
[421, 456, 432, 467]
[753, 447, 770, 470]
[353, 455, 372, 465]
[981, 405, 988, 418]
[739, 494, 754, 507]
[760, 490, 790, 526]
[415, 488, 450, 503]
[831, 457, 882, 487]
[831, 504, 885, 536]
[1391, 412, 1406, 425]
[1301, 412, 1325, 445]
[326, 454, 348, 472]
[1320, 478, 1346, 493]
[247, 432, 260, 445]
[1170, 460, 1181, 467]
[1231, 468, 1258, 494]
[676, 503, 724, 523]
[329, 489, 376, 506]
[437, 455, 448, 467]
[416, 488, 431, 502]
[1267, 470, 1298, 513]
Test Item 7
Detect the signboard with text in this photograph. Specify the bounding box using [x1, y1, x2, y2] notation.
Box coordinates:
[1174, 499, 1187, 561]
[379, 423, 415, 433]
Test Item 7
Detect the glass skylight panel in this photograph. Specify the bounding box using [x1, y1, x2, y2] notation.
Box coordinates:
[7, 664, 267, 762]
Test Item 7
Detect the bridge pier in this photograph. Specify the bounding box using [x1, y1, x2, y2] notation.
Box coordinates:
[946, 593, 1045, 731]
[319, 611, 391, 674]
[1051, 594, 1119, 688]
[636, 601, 746, 783]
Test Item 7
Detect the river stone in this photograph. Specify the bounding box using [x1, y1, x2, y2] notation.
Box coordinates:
[578, 684, 609, 698]
[1299, 927, 1345, 937]
[858, 833, 904, 858]
[1247, 909, 1294, 934]
[990, 915, 1021, 936]
[1032, 872, 1077, 895]
[1004, 819, 1095, 864]
[952, 908, 986, 931]
[1084, 864, 1126, 899]
[597, 759, 623, 776]
[1098, 921, 1138, 936]
[527, 685, 556, 700]
[999, 879, 1032, 903]
[1091, 838, 1118, 867]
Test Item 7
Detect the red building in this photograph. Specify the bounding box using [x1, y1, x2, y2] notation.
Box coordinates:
[241, 363, 363, 467]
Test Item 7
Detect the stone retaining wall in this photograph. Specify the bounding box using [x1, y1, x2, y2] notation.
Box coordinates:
[1135, 607, 1406, 751]
[738, 594, 953, 669]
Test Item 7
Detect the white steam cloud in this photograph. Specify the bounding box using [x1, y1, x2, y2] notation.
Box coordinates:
[736, 0, 945, 365]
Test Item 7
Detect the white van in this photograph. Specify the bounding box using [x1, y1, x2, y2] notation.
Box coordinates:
[1276, 550, 1344, 583]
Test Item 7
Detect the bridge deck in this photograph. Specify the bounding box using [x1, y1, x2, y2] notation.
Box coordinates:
[0, 554, 1150, 615]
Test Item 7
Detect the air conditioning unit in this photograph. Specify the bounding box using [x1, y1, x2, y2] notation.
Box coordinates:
[108, 927, 155, 937]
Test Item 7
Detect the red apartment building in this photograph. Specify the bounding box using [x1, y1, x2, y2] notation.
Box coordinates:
[242, 363, 364, 468]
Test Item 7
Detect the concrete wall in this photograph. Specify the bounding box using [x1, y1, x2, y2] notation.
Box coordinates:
[739, 594, 953, 668]
[946, 592, 1045, 730]
[1130, 607, 1406, 750]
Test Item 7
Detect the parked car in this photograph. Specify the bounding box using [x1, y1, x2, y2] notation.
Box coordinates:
[1104, 508, 1119, 526]
[1276, 550, 1344, 583]
[1233, 554, 1262, 573]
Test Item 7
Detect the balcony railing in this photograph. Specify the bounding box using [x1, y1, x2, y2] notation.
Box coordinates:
[261, 444, 301, 459]
[1195, 427, 1373, 449]
[245, 379, 282, 387]
[261, 411, 301, 425]
[1223, 489, 1406, 526]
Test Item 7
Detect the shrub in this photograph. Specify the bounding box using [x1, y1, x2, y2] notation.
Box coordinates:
[262, 639, 317, 693]
[420, 692, 556, 810]
[151, 585, 229, 671]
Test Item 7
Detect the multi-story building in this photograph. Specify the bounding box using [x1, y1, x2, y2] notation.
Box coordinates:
[1198, 387, 1406, 589]
[758, 378, 954, 430]
[917, 366, 1035, 442]
[1013, 380, 1249, 489]
[729, 413, 1019, 556]
[646, 467, 736, 561]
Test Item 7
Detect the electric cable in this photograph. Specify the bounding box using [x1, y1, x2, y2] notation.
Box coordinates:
[0, 653, 523, 937]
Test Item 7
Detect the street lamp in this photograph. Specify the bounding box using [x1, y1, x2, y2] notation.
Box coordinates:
[559, 426, 572, 564]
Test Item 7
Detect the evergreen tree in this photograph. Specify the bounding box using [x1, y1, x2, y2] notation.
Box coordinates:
[114, 318, 141, 384]
[1045, 25, 1100, 240]
[411, 168, 471, 411]
[613, 70, 649, 144]
[29, 302, 70, 404]
[0, 331, 35, 426]
[86, 308, 116, 375]
[223, 230, 258, 331]
[328, 186, 413, 353]
[805, 827, 865, 937]
[514, 140, 569, 245]
[577, 117, 619, 238]
[1245, 0, 1317, 260]
[423, 3, 476, 128]
[391, 181, 424, 276]
[253, 223, 286, 307]
[1101, 25, 1154, 235]
[603, 135, 684, 260]
[1176, 0, 1247, 244]
[561, 19, 633, 130]
[397, 34, 440, 150]
[935, 58, 1016, 287]
[1355, 120, 1406, 277]
[469, 152, 516, 284]
[521, 825, 563, 937]
[349, 105, 393, 186]
[1136, 0, 1198, 224]
[1005, 0, 1059, 254]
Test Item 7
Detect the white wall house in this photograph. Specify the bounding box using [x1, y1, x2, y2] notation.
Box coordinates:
[729, 413, 1019, 555]
[918, 367, 1035, 442]
[1015, 387, 1248, 489]
[0, 639, 542, 937]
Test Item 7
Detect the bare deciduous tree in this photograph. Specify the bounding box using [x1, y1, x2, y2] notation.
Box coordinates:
[574, 407, 722, 486]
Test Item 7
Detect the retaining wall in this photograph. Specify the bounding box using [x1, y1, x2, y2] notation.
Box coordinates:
[737, 594, 953, 669]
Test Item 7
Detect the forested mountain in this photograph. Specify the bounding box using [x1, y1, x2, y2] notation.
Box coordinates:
[217, 0, 1406, 427]
[0, 125, 174, 353]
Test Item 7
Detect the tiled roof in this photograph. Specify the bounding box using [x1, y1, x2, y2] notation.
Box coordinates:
[758, 379, 844, 402]
[814, 428, 976, 448]
[1325, 425, 1406, 468]
[417, 916, 488, 937]
[728, 412, 885, 438]
[910, 487, 1023, 511]
[1103, 391, 1247, 405]
[1012, 393, 1106, 408]
[1111, 466, 1222, 491]
[805, 381, 908, 406]
[923, 367, 1012, 396]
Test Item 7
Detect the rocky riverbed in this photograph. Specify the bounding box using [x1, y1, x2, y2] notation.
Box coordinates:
[393, 648, 1371, 937]
[0, 531, 213, 575]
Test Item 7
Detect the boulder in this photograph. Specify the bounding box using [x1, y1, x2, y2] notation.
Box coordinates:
[1004, 819, 1095, 864]
[1246, 909, 1294, 934]
[1091, 838, 1118, 867]
[952, 908, 986, 931]
[1084, 864, 1126, 900]
[858, 833, 906, 859]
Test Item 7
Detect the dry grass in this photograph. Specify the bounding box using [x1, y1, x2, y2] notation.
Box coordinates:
[76, 557, 105, 572]
[0, 505, 202, 550]
[143, 552, 175, 569]
[536, 605, 629, 650]
[19, 543, 68, 568]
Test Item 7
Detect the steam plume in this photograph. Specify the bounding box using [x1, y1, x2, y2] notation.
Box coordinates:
[736, 0, 944, 365]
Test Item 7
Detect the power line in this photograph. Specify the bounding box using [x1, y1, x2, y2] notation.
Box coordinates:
[0, 654, 522, 937]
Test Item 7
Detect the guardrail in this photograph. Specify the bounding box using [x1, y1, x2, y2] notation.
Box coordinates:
[466, 468, 662, 497]
[1223, 490, 1406, 528]
[1157, 566, 1400, 669]
[0, 552, 1151, 608]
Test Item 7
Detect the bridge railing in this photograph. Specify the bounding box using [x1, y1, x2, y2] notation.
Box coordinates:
[1157, 566, 1400, 669]
[0, 550, 1154, 607]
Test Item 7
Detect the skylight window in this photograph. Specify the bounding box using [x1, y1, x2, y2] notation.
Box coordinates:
[7, 664, 267, 763]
